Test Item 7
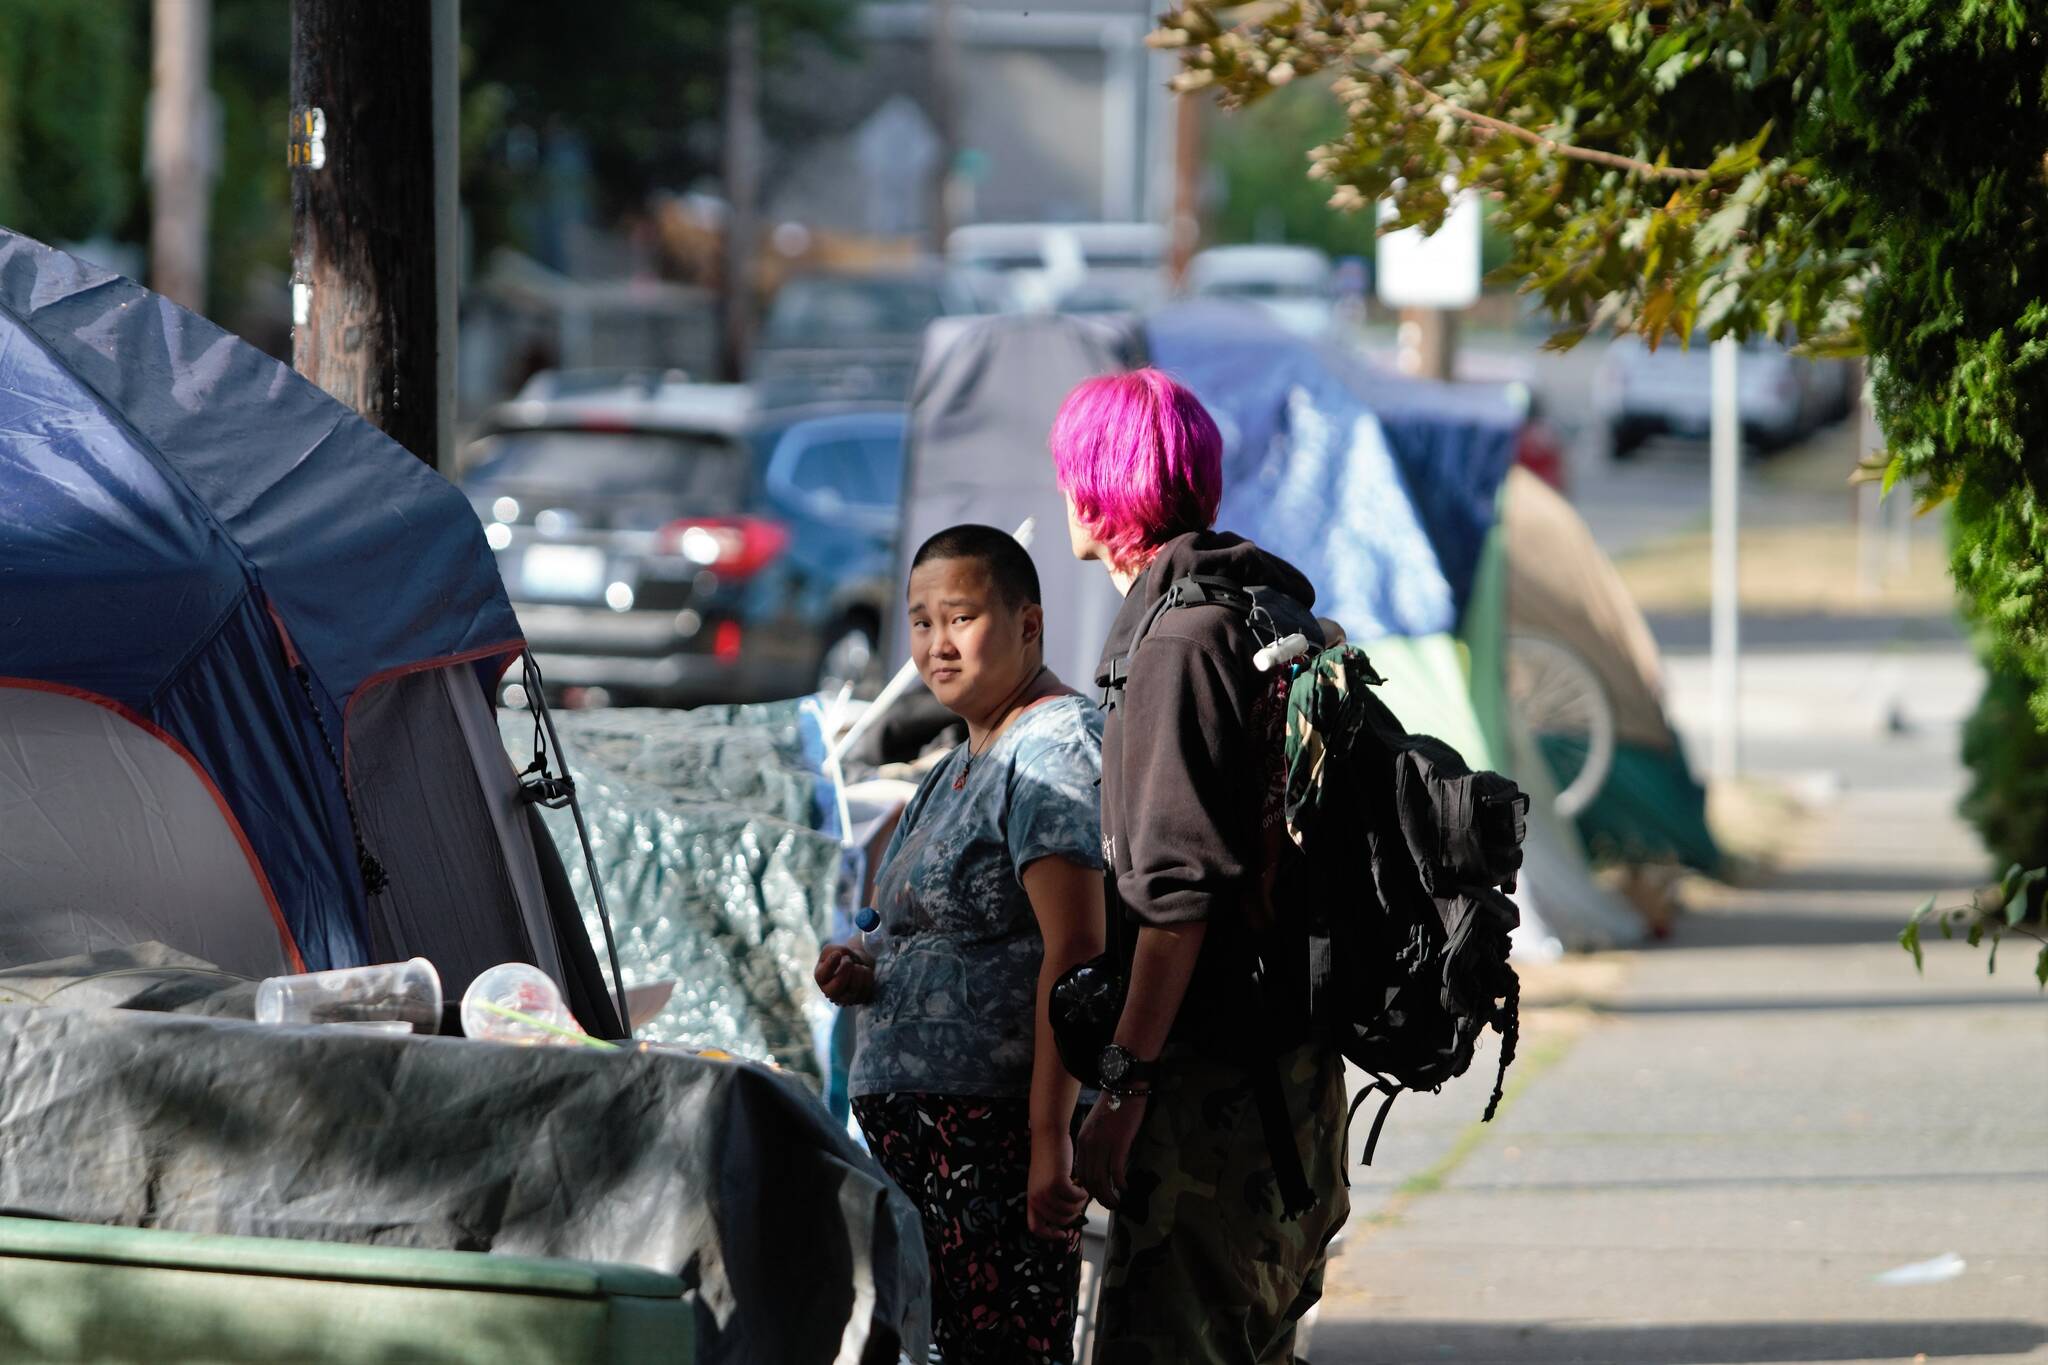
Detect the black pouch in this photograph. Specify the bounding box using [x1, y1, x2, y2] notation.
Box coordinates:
[1049, 861, 1129, 1087]
[1049, 950, 1123, 1087]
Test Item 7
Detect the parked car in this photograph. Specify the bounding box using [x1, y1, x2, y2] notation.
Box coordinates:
[752, 266, 979, 407]
[1593, 334, 1855, 457]
[947, 221, 1169, 314]
[1185, 244, 1336, 338]
[461, 375, 905, 707]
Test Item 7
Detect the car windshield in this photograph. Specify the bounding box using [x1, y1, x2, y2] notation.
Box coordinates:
[1200, 280, 1323, 300]
[464, 429, 749, 510]
[1081, 251, 1161, 269]
[764, 278, 949, 344]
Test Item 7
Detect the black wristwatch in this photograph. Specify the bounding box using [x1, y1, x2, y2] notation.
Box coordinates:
[1097, 1043, 1160, 1093]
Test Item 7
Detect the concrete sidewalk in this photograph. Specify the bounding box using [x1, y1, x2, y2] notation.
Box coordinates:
[1310, 652, 2048, 1364]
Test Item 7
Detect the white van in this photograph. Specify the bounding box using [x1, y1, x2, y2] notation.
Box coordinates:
[947, 222, 1168, 314]
[1185, 244, 1336, 338]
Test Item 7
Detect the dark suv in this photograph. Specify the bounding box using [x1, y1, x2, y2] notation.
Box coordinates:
[460, 377, 904, 706]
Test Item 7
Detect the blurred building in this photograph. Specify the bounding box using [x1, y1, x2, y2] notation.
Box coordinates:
[764, 0, 1177, 238]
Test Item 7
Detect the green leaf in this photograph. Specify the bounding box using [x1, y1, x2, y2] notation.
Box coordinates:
[1967, 921, 1985, 948]
[1899, 916, 1924, 972]
[2007, 869, 2044, 925]
[2000, 863, 2025, 898]
[1880, 456, 1907, 499]
[1986, 936, 1999, 975]
[2034, 945, 2047, 990]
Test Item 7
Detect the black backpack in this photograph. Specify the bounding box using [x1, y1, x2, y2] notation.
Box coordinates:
[1279, 642, 1527, 1168]
[1068, 575, 1527, 1211]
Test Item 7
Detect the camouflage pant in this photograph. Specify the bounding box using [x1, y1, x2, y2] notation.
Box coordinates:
[1095, 1041, 1350, 1365]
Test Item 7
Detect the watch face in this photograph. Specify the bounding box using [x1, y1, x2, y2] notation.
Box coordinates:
[1099, 1045, 1128, 1085]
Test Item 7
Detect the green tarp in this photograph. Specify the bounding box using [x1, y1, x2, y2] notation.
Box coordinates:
[507, 703, 844, 1084]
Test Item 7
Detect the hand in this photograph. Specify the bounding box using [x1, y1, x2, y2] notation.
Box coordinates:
[813, 944, 875, 1005]
[1073, 1092, 1148, 1211]
[1027, 1130, 1090, 1241]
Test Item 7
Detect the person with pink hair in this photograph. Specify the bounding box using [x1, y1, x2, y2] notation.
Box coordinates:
[1051, 369, 1350, 1363]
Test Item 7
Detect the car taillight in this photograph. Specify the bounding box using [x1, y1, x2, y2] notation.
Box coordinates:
[654, 516, 791, 578]
[1514, 422, 1567, 493]
[713, 620, 744, 661]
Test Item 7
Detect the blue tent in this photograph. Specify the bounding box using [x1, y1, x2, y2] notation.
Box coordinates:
[1146, 301, 1520, 629]
[0, 231, 573, 988]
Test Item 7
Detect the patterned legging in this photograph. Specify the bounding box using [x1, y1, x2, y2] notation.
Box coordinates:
[853, 1092, 1082, 1364]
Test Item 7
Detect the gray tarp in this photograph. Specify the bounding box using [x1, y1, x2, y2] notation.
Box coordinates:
[0, 945, 928, 1365]
[890, 314, 1145, 686]
[504, 702, 846, 1084]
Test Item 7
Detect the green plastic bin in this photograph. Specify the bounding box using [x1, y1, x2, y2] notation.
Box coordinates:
[0, 1215, 692, 1363]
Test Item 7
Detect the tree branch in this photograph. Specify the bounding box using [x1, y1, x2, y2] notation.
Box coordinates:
[1380, 62, 1711, 182]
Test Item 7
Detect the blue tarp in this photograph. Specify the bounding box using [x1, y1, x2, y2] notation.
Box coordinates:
[1146, 302, 1520, 625]
[0, 231, 523, 968]
[1337, 353, 1522, 612]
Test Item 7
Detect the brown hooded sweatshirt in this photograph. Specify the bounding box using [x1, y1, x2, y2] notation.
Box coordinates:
[1091, 530, 1322, 1039]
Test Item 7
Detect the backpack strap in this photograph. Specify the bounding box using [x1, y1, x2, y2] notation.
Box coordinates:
[1250, 1030, 1320, 1218]
[1345, 1078, 1402, 1171]
[1099, 574, 1260, 707]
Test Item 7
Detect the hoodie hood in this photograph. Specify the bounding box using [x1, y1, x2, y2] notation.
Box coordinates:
[1094, 531, 1318, 683]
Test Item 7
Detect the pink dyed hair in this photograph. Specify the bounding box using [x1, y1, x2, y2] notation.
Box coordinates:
[1049, 368, 1222, 570]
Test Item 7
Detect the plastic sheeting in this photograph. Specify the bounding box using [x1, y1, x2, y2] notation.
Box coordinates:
[0, 953, 928, 1365]
[1506, 717, 1650, 953]
[505, 703, 845, 1085]
[1332, 348, 1523, 611]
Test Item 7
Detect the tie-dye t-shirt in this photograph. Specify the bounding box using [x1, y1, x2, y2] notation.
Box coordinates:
[850, 693, 1104, 1100]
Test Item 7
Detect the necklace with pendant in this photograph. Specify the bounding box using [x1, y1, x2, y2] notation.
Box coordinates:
[953, 667, 1049, 791]
[953, 719, 1003, 791]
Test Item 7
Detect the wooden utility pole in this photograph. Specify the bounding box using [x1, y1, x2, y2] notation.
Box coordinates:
[149, 0, 212, 313]
[290, 0, 456, 469]
[1168, 91, 1201, 285]
[720, 6, 762, 383]
[1397, 307, 1458, 381]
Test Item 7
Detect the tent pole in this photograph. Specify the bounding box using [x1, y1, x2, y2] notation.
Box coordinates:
[524, 657, 632, 1038]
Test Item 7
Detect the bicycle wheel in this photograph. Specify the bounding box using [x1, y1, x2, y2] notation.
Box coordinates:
[1504, 633, 1616, 820]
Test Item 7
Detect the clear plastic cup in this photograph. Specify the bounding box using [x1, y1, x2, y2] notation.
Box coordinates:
[255, 958, 442, 1034]
[460, 962, 587, 1047]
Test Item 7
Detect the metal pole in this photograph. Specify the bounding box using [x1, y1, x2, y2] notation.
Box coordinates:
[928, 0, 958, 250]
[149, 0, 211, 313]
[1099, 21, 1139, 222]
[1710, 336, 1741, 781]
[1856, 363, 1883, 596]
